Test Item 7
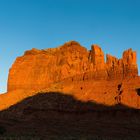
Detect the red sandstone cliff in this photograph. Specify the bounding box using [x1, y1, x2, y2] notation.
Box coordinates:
[0, 41, 139, 111]
[0, 41, 140, 139]
[7, 41, 138, 92]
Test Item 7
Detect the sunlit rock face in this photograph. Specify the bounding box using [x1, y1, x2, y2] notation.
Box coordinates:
[106, 48, 138, 79]
[7, 41, 138, 92]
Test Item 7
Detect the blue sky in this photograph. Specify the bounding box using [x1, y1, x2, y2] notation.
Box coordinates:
[0, 0, 140, 93]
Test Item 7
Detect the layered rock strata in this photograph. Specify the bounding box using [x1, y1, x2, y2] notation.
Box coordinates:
[8, 41, 138, 92]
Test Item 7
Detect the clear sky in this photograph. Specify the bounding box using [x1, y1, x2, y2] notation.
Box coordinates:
[0, 0, 140, 93]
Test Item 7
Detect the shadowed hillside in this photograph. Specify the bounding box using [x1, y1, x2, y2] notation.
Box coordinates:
[0, 92, 140, 139]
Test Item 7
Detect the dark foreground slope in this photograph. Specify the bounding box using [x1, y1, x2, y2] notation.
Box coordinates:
[0, 92, 140, 139]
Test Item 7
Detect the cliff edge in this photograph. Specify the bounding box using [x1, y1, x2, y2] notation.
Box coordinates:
[8, 41, 138, 92]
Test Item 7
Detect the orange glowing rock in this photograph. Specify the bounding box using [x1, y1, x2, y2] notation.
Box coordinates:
[8, 41, 138, 92]
[91, 44, 105, 68]
[0, 40, 138, 111]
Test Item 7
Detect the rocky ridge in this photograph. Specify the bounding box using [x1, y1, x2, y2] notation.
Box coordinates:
[0, 41, 139, 139]
[8, 41, 138, 91]
[0, 41, 139, 111]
